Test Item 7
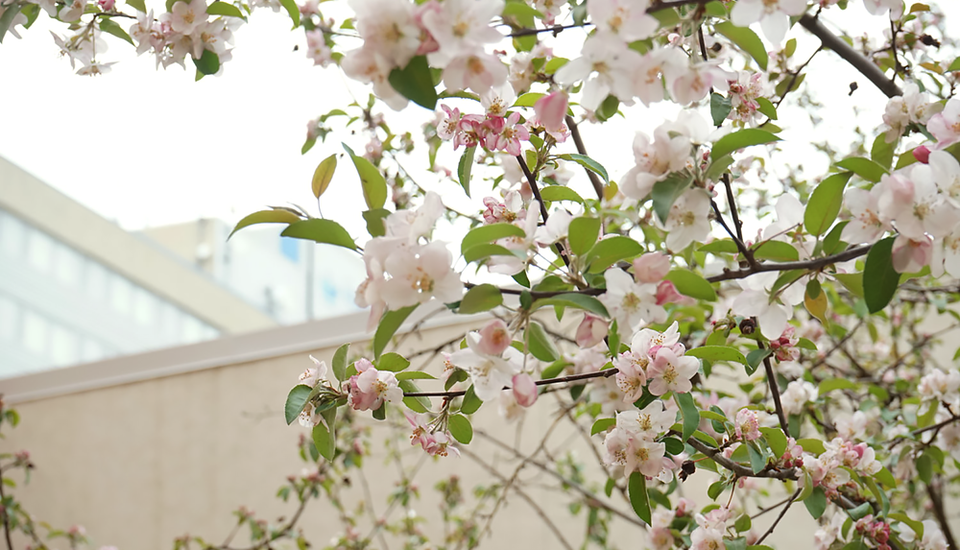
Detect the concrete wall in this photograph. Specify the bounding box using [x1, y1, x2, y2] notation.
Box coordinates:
[1, 307, 845, 550]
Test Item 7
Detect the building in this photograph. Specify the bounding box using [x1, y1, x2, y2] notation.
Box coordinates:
[0, 155, 278, 378]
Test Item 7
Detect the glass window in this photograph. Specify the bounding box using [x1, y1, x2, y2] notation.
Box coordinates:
[22, 310, 48, 356]
[80, 337, 105, 363]
[50, 324, 79, 367]
[85, 261, 109, 302]
[55, 245, 85, 288]
[181, 315, 203, 344]
[0, 211, 26, 259]
[157, 302, 181, 346]
[26, 227, 54, 273]
[280, 237, 300, 262]
[133, 287, 158, 326]
[0, 295, 19, 342]
[109, 274, 133, 316]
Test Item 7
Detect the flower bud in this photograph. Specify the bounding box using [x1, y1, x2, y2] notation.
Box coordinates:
[512, 373, 538, 407]
[913, 145, 931, 164]
[575, 314, 608, 348]
[477, 319, 512, 355]
[534, 91, 568, 133]
[655, 280, 683, 306]
[632, 252, 671, 283]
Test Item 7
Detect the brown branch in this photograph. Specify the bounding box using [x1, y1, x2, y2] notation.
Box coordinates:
[705, 243, 872, 283]
[774, 46, 823, 109]
[926, 481, 958, 550]
[404, 368, 616, 398]
[755, 489, 802, 544]
[0, 468, 13, 550]
[564, 115, 605, 201]
[759, 342, 790, 437]
[515, 155, 571, 268]
[798, 13, 902, 98]
[685, 437, 798, 480]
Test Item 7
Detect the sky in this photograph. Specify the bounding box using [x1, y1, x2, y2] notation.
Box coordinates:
[0, 2, 957, 242]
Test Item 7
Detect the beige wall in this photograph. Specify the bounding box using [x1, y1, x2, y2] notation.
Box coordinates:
[1, 307, 859, 550]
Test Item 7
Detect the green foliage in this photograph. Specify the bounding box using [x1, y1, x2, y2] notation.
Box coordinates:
[804, 172, 852, 237]
[388, 55, 438, 110]
[281, 219, 357, 250]
[627, 472, 652, 525]
[714, 22, 768, 69]
[284, 384, 313, 425]
[864, 237, 899, 313]
[228, 209, 301, 239]
[459, 284, 503, 314]
[373, 305, 418, 359]
[711, 129, 781, 161]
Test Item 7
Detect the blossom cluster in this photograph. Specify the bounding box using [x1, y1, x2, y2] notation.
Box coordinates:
[602, 400, 676, 479]
[613, 322, 699, 400]
[354, 191, 462, 330]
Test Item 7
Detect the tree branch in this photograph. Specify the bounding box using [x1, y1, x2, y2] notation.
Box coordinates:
[564, 115, 605, 201]
[403, 368, 616, 398]
[705, 243, 872, 283]
[755, 489, 802, 545]
[515, 155, 571, 268]
[926, 480, 958, 550]
[798, 13, 902, 98]
[685, 437, 799, 480]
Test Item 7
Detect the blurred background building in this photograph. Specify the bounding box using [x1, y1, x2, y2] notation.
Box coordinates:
[0, 156, 362, 378]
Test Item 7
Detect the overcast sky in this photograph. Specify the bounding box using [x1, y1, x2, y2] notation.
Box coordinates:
[1, 2, 956, 240]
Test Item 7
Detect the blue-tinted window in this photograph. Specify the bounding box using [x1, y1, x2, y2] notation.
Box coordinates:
[280, 237, 300, 262]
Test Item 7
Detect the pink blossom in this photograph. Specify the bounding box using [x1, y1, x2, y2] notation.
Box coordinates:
[576, 314, 609, 348]
[437, 105, 462, 141]
[98, 0, 115, 10]
[655, 280, 683, 306]
[914, 145, 931, 164]
[477, 319, 512, 356]
[512, 373, 538, 407]
[646, 347, 699, 396]
[633, 252, 670, 283]
[405, 412, 459, 457]
[928, 99, 960, 147]
[348, 359, 403, 411]
[891, 234, 933, 273]
[735, 409, 760, 441]
[533, 91, 568, 133]
[483, 112, 529, 156]
[614, 349, 649, 403]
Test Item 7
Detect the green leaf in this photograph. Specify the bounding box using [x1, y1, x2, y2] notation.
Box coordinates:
[888, 513, 923, 539]
[527, 321, 560, 362]
[711, 128, 781, 161]
[0, 3, 21, 43]
[804, 172, 852, 236]
[532, 293, 609, 318]
[206, 1, 244, 17]
[686, 346, 747, 365]
[595, 94, 620, 122]
[804, 487, 827, 519]
[591, 418, 616, 435]
[281, 219, 357, 250]
[864, 236, 899, 313]
[664, 270, 718, 302]
[513, 92, 545, 107]
[651, 172, 694, 224]
[457, 146, 476, 197]
[735, 514, 753, 533]
[834, 272, 864, 298]
[756, 97, 778, 120]
[312, 407, 337, 461]
[628, 472, 652, 525]
[228, 209, 302, 239]
[662, 436, 685, 455]
[747, 443, 766, 474]
[126, 0, 146, 11]
[715, 21, 769, 70]
[395, 371, 437, 380]
[585, 236, 644, 273]
[312, 154, 337, 199]
[343, 143, 387, 209]
[835, 157, 888, 183]
[461, 385, 483, 412]
[745, 348, 772, 376]
[753, 240, 799, 262]
[710, 92, 733, 126]
[759, 427, 787, 458]
[461, 223, 526, 255]
[539, 186, 584, 203]
[708, 481, 726, 500]
[705, 154, 735, 182]
[797, 438, 826, 455]
[459, 284, 503, 314]
[447, 414, 474, 444]
[98, 17, 135, 45]
[568, 217, 601, 256]
[541, 359, 569, 380]
[373, 305, 418, 359]
[284, 384, 313, 425]
[559, 153, 609, 182]
[362, 208, 390, 237]
[388, 55, 437, 110]
[818, 378, 858, 396]
[332, 343, 349, 382]
[699, 240, 740, 254]
[377, 352, 410, 372]
[675, 392, 700, 442]
[463, 243, 522, 264]
[871, 133, 895, 170]
[874, 466, 896, 488]
[400, 380, 431, 413]
[192, 49, 220, 75]
[278, 0, 299, 27]
[848, 502, 872, 521]
[917, 452, 933, 484]
[726, 539, 748, 550]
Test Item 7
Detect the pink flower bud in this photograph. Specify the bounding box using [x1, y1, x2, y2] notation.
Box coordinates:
[655, 280, 683, 306]
[477, 319, 512, 355]
[575, 314, 608, 348]
[633, 252, 670, 283]
[891, 234, 933, 273]
[913, 145, 931, 164]
[98, 0, 115, 10]
[512, 373, 538, 407]
[534, 91, 569, 133]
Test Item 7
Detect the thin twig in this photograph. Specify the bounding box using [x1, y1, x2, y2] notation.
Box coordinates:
[564, 115, 605, 201]
[759, 344, 790, 438]
[755, 489, 802, 544]
[515, 155, 571, 268]
[404, 368, 616, 398]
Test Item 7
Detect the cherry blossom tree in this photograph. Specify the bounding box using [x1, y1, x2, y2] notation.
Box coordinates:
[3, 0, 960, 548]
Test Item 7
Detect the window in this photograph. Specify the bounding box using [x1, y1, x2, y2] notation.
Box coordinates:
[26, 227, 54, 273]
[280, 237, 300, 262]
[0, 295, 19, 342]
[80, 337, 105, 364]
[109, 274, 133, 316]
[85, 261, 109, 302]
[55, 245, 85, 288]
[0, 211, 25, 259]
[22, 310, 48, 356]
[50, 324, 79, 366]
[133, 287, 158, 327]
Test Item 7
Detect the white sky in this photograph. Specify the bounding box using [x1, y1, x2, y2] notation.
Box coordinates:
[0, 2, 957, 241]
